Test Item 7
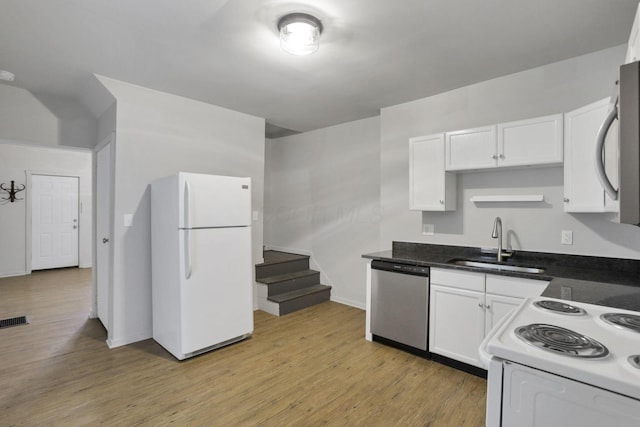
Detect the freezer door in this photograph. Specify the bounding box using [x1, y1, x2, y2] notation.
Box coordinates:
[178, 172, 251, 228]
[179, 227, 253, 355]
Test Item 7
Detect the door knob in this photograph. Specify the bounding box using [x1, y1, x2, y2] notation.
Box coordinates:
[102, 238, 109, 244]
[73, 225, 78, 229]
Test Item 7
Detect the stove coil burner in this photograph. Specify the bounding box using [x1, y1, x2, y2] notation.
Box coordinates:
[533, 300, 587, 316]
[601, 313, 640, 333]
[629, 355, 640, 369]
[515, 323, 609, 358]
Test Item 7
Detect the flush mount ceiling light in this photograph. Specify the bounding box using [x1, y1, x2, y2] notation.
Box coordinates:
[0, 70, 15, 82]
[277, 13, 323, 56]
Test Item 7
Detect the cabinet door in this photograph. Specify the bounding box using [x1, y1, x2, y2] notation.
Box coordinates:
[497, 114, 563, 168]
[445, 126, 497, 171]
[429, 284, 485, 368]
[563, 98, 619, 213]
[484, 293, 522, 334]
[409, 134, 457, 211]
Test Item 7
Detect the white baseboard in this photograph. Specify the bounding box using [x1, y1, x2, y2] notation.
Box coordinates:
[0, 270, 26, 278]
[331, 296, 365, 310]
[106, 330, 152, 349]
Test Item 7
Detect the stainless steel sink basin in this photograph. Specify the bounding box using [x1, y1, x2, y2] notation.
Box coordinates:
[447, 259, 546, 274]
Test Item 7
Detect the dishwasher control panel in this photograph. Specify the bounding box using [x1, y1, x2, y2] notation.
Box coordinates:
[371, 260, 429, 276]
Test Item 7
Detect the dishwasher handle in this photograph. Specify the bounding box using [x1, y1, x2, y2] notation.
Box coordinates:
[371, 260, 429, 277]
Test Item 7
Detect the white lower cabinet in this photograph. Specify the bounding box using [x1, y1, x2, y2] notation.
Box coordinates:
[429, 268, 548, 368]
[484, 293, 522, 332]
[430, 284, 485, 367]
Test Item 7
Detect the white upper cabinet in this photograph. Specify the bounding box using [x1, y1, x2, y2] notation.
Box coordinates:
[444, 114, 563, 171]
[626, 2, 640, 63]
[497, 114, 563, 168]
[445, 126, 497, 171]
[563, 98, 619, 213]
[409, 134, 457, 211]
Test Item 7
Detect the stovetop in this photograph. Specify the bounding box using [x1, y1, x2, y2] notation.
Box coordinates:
[486, 296, 640, 400]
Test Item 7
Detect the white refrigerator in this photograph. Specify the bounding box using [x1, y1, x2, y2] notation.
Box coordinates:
[151, 172, 254, 360]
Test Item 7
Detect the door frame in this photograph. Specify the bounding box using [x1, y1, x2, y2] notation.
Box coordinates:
[92, 133, 115, 339]
[25, 170, 82, 275]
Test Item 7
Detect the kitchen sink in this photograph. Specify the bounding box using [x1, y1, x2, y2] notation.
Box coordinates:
[447, 258, 546, 274]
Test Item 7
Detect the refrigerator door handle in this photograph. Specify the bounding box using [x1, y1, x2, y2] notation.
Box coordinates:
[184, 179, 191, 229]
[184, 229, 192, 280]
[595, 98, 619, 201]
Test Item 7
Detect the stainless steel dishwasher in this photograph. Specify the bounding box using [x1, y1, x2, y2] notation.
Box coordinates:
[371, 260, 429, 356]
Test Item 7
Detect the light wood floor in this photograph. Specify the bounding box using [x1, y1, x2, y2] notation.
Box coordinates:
[0, 268, 486, 426]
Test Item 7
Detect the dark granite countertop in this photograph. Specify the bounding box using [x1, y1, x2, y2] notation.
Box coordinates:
[363, 242, 640, 312]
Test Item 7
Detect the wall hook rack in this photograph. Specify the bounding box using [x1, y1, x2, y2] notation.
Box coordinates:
[0, 180, 26, 203]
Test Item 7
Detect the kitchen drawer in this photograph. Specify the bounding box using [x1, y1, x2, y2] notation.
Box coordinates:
[486, 274, 549, 299]
[431, 268, 485, 292]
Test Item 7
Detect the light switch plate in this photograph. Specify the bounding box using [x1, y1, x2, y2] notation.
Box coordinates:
[123, 214, 133, 227]
[561, 230, 573, 245]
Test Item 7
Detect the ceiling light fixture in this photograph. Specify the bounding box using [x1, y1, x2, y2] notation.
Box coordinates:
[0, 70, 15, 82]
[277, 13, 323, 56]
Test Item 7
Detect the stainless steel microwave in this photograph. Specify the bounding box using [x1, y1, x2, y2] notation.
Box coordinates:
[596, 60, 640, 226]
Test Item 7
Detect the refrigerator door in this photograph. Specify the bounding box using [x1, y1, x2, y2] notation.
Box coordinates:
[178, 172, 251, 229]
[179, 226, 253, 356]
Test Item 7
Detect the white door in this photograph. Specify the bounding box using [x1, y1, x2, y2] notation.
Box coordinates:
[31, 175, 79, 270]
[96, 143, 112, 329]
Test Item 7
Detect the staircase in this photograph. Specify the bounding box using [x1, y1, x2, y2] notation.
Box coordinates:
[255, 250, 332, 316]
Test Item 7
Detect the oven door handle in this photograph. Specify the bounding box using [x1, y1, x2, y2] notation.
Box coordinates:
[479, 307, 518, 368]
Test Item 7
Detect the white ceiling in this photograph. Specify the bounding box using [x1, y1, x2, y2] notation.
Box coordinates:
[1, 0, 638, 138]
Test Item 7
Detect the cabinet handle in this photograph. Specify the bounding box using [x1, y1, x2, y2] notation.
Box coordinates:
[478, 302, 484, 308]
[439, 200, 444, 204]
[563, 198, 570, 203]
[498, 154, 504, 159]
[491, 154, 497, 160]
[485, 304, 491, 309]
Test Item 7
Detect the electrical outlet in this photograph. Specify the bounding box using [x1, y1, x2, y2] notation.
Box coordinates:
[561, 230, 573, 245]
[422, 224, 435, 235]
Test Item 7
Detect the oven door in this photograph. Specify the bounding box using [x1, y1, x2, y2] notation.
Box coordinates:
[502, 362, 640, 427]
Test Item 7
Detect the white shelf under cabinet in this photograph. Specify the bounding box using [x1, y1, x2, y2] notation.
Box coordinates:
[470, 195, 544, 203]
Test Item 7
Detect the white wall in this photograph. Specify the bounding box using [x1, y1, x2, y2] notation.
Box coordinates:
[0, 84, 97, 149]
[0, 140, 92, 277]
[264, 117, 381, 308]
[381, 45, 640, 259]
[97, 76, 265, 347]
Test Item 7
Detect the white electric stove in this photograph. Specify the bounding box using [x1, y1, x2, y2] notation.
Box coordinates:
[480, 296, 640, 427]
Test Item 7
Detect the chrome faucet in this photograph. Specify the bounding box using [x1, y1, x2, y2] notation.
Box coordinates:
[492, 217, 503, 262]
